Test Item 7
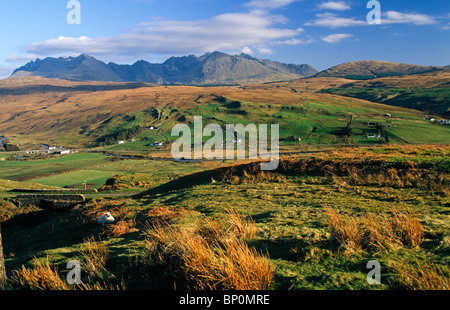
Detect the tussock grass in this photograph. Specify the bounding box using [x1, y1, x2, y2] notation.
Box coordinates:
[145, 212, 273, 290]
[325, 207, 364, 255]
[9, 257, 69, 290]
[108, 218, 137, 237]
[9, 238, 122, 290]
[146, 206, 189, 225]
[340, 166, 448, 192]
[214, 146, 448, 194]
[80, 237, 110, 280]
[196, 209, 257, 242]
[389, 259, 450, 290]
[325, 207, 424, 255]
[220, 165, 286, 185]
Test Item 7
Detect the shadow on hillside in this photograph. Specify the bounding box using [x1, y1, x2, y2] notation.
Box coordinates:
[1, 206, 105, 272]
[0, 82, 154, 96]
[133, 161, 265, 199]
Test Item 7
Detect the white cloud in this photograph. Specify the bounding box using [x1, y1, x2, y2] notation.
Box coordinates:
[321, 33, 353, 43]
[258, 47, 275, 54]
[318, 1, 351, 11]
[0, 65, 14, 78]
[241, 46, 254, 54]
[383, 11, 436, 25]
[305, 12, 366, 27]
[22, 12, 302, 60]
[274, 38, 304, 45]
[274, 38, 315, 45]
[244, 0, 298, 9]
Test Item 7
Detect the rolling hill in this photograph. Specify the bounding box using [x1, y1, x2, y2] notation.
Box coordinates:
[11, 52, 318, 85]
[0, 74, 449, 150]
[320, 69, 450, 116]
[315, 60, 443, 79]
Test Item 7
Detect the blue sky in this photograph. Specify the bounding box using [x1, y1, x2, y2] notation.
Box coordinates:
[0, 0, 449, 77]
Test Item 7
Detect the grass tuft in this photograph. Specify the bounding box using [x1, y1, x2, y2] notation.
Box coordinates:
[9, 257, 69, 290]
[145, 212, 273, 290]
[389, 259, 450, 290]
[325, 207, 424, 254]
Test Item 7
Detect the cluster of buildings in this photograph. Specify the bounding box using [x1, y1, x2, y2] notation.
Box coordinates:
[25, 148, 72, 155]
[149, 142, 165, 147]
[427, 117, 449, 125]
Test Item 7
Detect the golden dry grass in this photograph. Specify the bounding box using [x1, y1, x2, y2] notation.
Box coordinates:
[325, 207, 424, 255]
[80, 237, 110, 280]
[196, 209, 257, 242]
[8, 257, 69, 290]
[108, 218, 137, 237]
[145, 212, 273, 290]
[389, 259, 450, 290]
[8, 238, 124, 290]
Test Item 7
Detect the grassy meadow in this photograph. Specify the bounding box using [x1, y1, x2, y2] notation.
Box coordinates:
[1, 144, 448, 290]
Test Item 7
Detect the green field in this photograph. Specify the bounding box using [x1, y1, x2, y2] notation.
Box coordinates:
[0, 151, 219, 190]
[0, 153, 108, 182]
[28, 169, 124, 189]
[97, 98, 450, 152]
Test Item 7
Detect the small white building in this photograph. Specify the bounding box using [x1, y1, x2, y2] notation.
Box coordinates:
[116, 141, 125, 145]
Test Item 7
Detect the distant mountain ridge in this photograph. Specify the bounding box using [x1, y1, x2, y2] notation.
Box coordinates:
[315, 60, 443, 79]
[11, 52, 318, 85]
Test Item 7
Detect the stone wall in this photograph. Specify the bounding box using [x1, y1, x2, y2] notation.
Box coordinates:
[11, 188, 97, 193]
[14, 194, 86, 209]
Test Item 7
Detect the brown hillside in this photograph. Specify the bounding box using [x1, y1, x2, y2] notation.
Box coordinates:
[334, 69, 450, 89]
[315, 60, 442, 78]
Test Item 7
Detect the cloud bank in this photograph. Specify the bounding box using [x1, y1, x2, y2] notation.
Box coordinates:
[22, 11, 303, 61]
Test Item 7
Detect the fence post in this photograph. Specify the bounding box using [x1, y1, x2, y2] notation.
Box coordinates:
[0, 224, 6, 290]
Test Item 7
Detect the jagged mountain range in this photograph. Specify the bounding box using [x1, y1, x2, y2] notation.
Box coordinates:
[10, 52, 447, 85]
[11, 52, 318, 85]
